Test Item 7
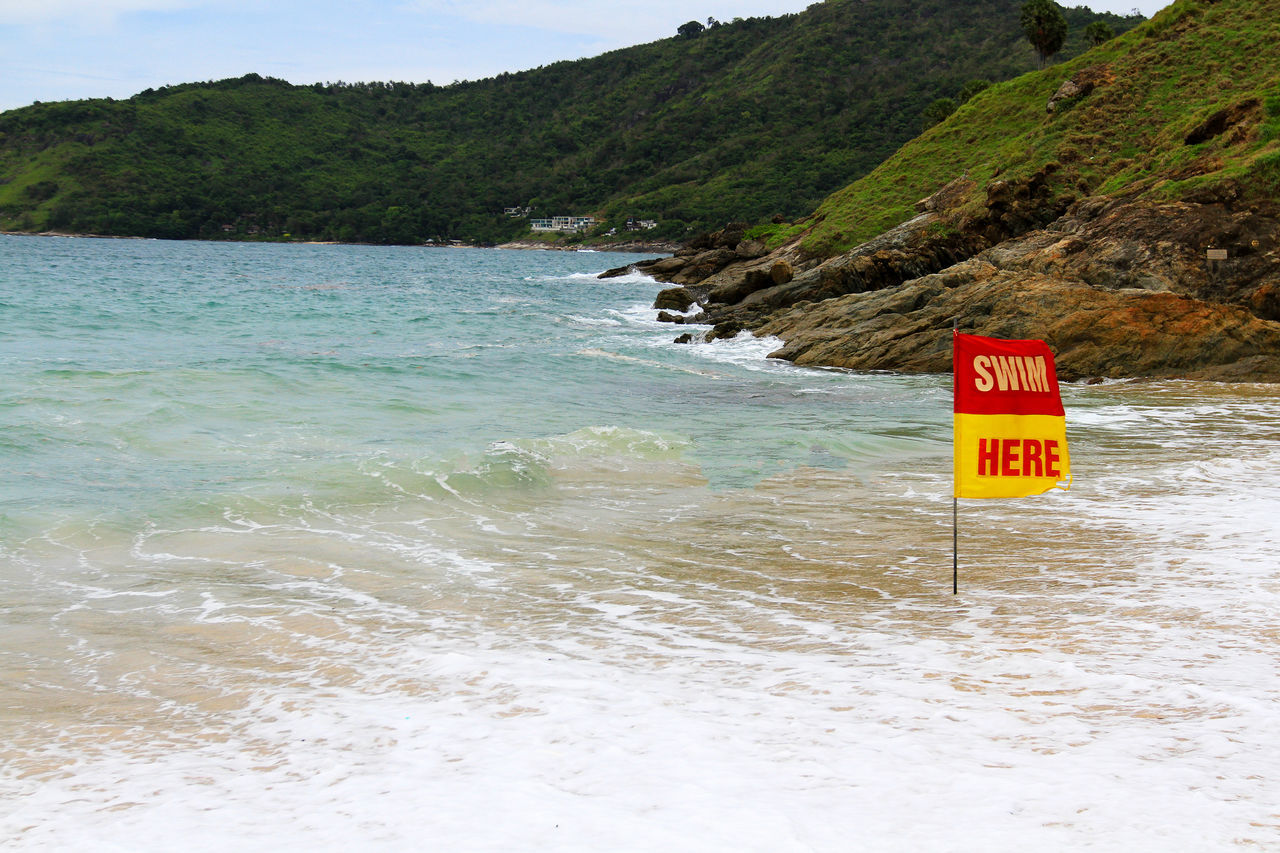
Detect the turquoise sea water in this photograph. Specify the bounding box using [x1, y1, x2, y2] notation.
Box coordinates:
[1, 235, 948, 520]
[3, 234, 1280, 850]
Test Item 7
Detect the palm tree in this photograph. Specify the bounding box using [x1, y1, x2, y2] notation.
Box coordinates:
[1020, 0, 1068, 67]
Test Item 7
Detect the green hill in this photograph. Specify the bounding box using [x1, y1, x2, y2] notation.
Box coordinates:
[790, 0, 1280, 256]
[625, 0, 1280, 381]
[0, 0, 1136, 245]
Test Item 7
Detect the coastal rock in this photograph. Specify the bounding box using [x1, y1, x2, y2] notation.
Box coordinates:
[598, 262, 640, 279]
[757, 196, 1280, 381]
[692, 210, 984, 329]
[670, 248, 738, 284]
[760, 265, 1280, 382]
[770, 259, 793, 285]
[707, 320, 744, 341]
[654, 286, 698, 311]
[609, 187, 1280, 381]
[981, 197, 1280, 318]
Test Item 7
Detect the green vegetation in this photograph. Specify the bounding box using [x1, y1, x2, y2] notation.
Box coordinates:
[958, 79, 994, 104]
[1020, 0, 1069, 67]
[0, 0, 1138, 245]
[922, 98, 958, 129]
[799, 0, 1280, 257]
[678, 21, 707, 39]
[1084, 19, 1116, 45]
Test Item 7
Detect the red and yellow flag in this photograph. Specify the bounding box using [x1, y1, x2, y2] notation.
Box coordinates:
[953, 331, 1070, 499]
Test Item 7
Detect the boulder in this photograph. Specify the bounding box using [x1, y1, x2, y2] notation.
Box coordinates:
[671, 248, 738, 284]
[650, 256, 690, 274]
[706, 320, 744, 341]
[770, 259, 794, 285]
[1046, 79, 1084, 113]
[654, 286, 697, 311]
[1047, 64, 1112, 113]
[706, 266, 775, 305]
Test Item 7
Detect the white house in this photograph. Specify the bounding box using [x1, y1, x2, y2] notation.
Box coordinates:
[530, 215, 597, 233]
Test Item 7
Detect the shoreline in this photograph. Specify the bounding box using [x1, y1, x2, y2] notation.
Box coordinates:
[496, 238, 680, 255]
[1, 230, 681, 255]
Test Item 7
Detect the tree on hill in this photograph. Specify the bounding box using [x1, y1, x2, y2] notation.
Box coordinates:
[1085, 19, 1115, 46]
[921, 97, 957, 129]
[678, 20, 705, 39]
[958, 79, 992, 105]
[1020, 0, 1068, 67]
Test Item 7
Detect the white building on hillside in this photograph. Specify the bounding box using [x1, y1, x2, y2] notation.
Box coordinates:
[530, 215, 597, 233]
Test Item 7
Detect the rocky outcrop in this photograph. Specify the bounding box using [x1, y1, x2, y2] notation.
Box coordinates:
[759, 260, 1280, 382]
[1046, 64, 1114, 113]
[600, 221, 799, 297]
[623, 166, 1075, 328]
[758, 197, 1280, 381]
[1183, 98, 1261, 146]
[979, 197, 1280, 319]
[601, 172, 1280, 381]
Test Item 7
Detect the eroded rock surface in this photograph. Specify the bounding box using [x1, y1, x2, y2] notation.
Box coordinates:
[604, 179, 1280, 382]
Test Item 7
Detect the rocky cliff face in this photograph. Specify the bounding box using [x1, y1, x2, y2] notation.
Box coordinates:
[603, 184, 1280, 382]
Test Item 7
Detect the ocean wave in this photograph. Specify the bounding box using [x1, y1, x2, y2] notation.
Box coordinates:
[575, 347, 723, 377]
[682, 330, 791, 371]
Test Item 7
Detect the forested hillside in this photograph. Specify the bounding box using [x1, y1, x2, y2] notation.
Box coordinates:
[0, 0, 1137, 245]
[623, 0, 1280, 382]
[793, 0, 1280, 255]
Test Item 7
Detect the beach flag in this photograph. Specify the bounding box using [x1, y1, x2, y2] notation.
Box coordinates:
[953, 331, 1070, 499]
[950, 329, 1071, 593]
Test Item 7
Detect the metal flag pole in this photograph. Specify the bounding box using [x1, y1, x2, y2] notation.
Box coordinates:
[952, 318, 959, 595]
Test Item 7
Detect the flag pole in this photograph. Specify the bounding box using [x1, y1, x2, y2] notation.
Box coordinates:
[952, 318, 959, 595]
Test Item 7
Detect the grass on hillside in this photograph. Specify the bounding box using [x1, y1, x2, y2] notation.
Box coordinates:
[792, 0, 1280, 258]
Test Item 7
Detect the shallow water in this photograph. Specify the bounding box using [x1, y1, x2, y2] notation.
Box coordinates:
[2, 235, 1279, 850]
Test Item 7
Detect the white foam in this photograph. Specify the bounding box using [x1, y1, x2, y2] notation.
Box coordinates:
[612, 301, 687, 329]
[576, 347, 723, 377]
[7, 576, 1280, 852]
[566, 314, 622, 327]
[684, 330, 799, 373]
[592, 269, 662, 286]
[605, 305, 808, 374]
[527, 270, 661, 286]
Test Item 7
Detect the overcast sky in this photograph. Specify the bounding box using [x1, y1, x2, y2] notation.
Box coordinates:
[1, 0, 1170, 112]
